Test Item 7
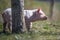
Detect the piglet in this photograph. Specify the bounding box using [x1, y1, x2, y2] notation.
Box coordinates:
[2, 8, 47, 32]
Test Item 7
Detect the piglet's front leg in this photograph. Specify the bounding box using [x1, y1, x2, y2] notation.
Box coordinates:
[25, 20, 32, 32]
[26, 22, 31, 32]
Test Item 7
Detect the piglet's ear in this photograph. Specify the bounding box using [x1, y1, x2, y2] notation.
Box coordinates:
[37, 8, 40, 13]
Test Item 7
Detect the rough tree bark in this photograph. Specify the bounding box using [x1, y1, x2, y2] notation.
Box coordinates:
[11, 0, 25, 33]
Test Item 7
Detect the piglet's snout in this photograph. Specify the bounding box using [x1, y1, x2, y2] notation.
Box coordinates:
[40, 15, 47, 20]
[43, 16, 47, 20]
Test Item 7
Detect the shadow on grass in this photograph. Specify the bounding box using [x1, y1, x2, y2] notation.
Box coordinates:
[0, 31, 27, 35]
[0, 31, 12, 35]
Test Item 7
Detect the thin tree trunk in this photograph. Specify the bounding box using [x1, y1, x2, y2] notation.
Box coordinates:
[49, 0, 54, 19]
[48, 0, 54, 24]
[11, 0, 25, 33]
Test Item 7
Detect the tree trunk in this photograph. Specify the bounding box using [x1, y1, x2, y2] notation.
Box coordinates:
[11, 0, 25, 33]
[48, 0, 54, 24]
[49, 0, 54, 19]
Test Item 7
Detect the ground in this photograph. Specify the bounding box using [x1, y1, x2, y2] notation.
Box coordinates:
[0, 21, 60, 40]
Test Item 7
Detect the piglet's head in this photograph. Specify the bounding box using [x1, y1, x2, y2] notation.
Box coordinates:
[30, 8, 47, 22]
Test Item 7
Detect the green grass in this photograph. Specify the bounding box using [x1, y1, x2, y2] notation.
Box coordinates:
[0, 20, 60, 40]
[0, 1, 60, 40]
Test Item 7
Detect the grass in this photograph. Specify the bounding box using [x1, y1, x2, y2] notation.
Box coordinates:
[0, 1, 60, 40]
[0, 20, 60, 40]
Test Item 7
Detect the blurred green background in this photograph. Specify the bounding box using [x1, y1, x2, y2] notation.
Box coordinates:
[0, 0, 60, 40]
